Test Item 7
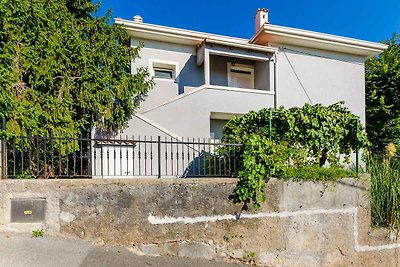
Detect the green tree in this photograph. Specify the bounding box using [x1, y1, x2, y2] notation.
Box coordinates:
[0, 0, 153, 137]
[365, 34, 400, 152]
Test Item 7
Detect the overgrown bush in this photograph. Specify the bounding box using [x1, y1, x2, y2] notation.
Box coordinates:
[234, 135, 275, 209]
[223, 102, 369, 166]
[225, 102, 369, 209]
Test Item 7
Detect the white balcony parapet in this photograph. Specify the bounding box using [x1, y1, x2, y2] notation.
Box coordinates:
[140, 84, 275, 115]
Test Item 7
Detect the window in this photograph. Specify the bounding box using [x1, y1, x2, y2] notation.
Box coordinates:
[154, 67, 174, 79]
[210, 119, 229, 140]
[149, 59, 179, 80]
[227, 63, 254, 89]
[210, 112, 241, 140]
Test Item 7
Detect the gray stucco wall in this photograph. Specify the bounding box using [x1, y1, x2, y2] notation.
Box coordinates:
[131, 39, 204, 111]
[254, 61, 270, 91]
[275, 46, 366, 123]
[124, 38, 367, 140]
[139, 88, 274, 138]
[209, 55, 228, 87]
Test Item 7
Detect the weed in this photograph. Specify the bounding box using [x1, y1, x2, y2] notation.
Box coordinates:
[223, 233, 244, 242]
[368, 156, 400, 231]
[248, 251, 257, 258]
[223, 234, 231, 242]
[32, 229, 44, 238]
[14, 170, 34, 179]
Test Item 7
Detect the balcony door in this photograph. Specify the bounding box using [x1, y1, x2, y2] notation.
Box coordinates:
[227, 63, 254, 89]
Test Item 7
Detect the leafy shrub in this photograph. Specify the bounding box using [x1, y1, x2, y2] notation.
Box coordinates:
[223, 102, 369, 166]
[234, 135, 275, 209]
[226, 103, 368, 209]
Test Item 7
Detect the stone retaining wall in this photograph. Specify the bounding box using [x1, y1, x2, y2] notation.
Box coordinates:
[1, 176, 400, 266]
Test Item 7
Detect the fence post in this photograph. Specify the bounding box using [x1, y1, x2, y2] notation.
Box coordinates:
[355, 118, 359, 173]
[268, 109, 273, 142]
[1, 118, 6, 179]
[157, 136, 161, 178]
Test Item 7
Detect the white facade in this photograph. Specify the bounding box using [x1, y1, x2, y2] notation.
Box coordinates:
[93, 9, 386, 178]
[112, 11, 385, 140]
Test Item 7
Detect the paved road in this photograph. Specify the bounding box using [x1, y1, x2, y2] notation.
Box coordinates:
[0, 233, 246, 267]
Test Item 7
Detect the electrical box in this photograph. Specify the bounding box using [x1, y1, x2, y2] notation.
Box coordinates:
[11, 198, 46, 223]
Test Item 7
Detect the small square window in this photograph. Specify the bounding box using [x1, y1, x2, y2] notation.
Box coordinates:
[154, 67, 174, 79]
[150, 60, 178, 80]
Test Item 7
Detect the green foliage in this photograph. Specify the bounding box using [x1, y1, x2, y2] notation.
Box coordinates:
[0, 0, 153, 137]
[223, 233, 244, 242]
[223, 102, 369, 166]
[278, 165, 357, 181]
[368, 155, 400, 230]
[226, 103, 367, 209]
[31, 229, 44, 238]
[13, 170, 34, 179]
[248, 252, 257, 258]
[365, 34, 400, 152]
[234, 135, 274, 209]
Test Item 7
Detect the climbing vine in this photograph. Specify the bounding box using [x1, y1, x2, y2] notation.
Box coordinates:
[224, 102, 370, 209]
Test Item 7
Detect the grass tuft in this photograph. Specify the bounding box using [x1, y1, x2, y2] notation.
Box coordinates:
[368, 156, 400, 230]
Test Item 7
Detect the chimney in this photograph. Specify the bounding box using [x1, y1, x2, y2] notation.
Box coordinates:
[255, 8, 269, 33]
[133, 15, 143, 23]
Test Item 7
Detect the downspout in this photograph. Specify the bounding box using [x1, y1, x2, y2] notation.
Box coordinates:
[273, 53, 278, 109]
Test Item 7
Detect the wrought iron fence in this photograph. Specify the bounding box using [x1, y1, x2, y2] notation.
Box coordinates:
[0, 134, 242, 179]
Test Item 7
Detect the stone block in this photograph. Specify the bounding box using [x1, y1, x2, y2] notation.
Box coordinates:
[177, 241, 215, 260]
[139, 244, 162, 256]
[285, 214, 327, 254]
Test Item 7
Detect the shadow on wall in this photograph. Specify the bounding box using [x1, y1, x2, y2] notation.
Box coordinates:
[182, 150, 236, 178]
[176, 55, 204, 95]
[182, 150, 209, 177]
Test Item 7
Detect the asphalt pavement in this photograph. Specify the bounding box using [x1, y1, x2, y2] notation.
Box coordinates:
[0, 233, 246, 267]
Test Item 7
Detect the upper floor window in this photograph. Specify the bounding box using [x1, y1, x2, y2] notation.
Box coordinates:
[149, 59, 179, 81]
[154, 67, 174, 79]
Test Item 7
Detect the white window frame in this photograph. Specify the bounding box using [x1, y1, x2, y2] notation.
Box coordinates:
[149, 59, 180, 81]
[227, 63, 255, 89]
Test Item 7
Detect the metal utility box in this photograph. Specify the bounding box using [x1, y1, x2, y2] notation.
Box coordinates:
[11, 198, 46, 223]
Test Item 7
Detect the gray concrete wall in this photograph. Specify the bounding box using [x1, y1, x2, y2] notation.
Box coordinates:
[1, 176, 400, 266]
[276, 46, 366, 123]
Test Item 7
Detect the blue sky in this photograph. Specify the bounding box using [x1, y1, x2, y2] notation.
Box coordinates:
[97, 0, 400, 42]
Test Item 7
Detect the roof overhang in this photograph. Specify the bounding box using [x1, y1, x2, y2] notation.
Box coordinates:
[115, 18, 277, 54]
[250, 24, 388, 58]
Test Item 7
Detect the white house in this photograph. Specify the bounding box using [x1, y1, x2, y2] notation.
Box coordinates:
[93, 8, 387, 178]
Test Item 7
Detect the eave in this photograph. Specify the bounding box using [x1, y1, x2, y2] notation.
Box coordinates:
[250, 24, 388, 58]
[115, 18, 277, 54]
